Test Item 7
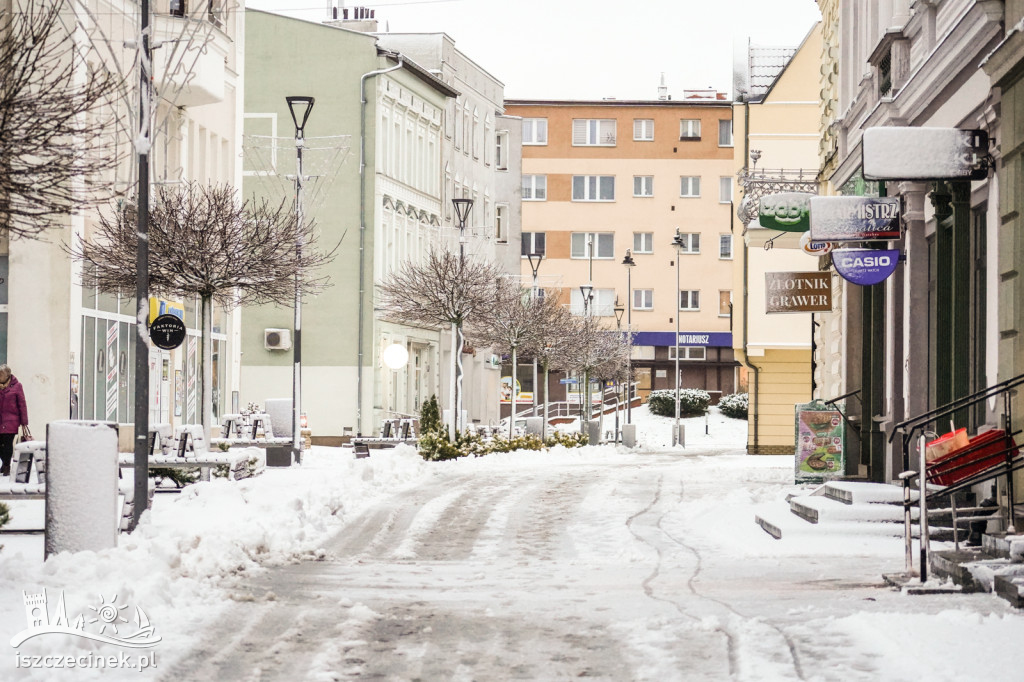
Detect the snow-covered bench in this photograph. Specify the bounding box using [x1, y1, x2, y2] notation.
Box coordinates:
[353, 418, 418, 450]
[119, 424, 266, 481]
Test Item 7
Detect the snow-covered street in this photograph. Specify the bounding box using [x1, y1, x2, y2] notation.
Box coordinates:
[3, 410, 1024, 680]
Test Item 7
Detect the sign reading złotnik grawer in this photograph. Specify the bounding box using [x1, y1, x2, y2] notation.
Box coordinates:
[764, 272, 832, 313]
[758, 192, 815, 232]
[808, 196, 901, 241]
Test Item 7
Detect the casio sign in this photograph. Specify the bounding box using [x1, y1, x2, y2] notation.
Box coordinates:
[832, 249, 900, 286]
[838, 255, 892, 268]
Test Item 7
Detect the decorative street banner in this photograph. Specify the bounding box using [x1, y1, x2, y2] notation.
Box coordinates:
[832, 248, 900, 286]
[862, 127, 989, 181]
[765, 272, 832, 313]
[795, 400, 846, 482]
[809, 196, 901, 241]
[758, 192, 815, 232]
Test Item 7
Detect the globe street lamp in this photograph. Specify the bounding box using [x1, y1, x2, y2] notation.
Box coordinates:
[286, 95, 315, 459]
[450, 197, 473, 440]
[671, 229, 685, 447]
[621, 249, 636, 424]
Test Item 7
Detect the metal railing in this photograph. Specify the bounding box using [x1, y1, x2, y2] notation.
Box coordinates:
[889, 372, 1024, 580]
[823, 388, 862, 435]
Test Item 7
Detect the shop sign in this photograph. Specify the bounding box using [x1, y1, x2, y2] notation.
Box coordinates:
[809, 196, 901, 241]
[862, 127, 989, 181]
[799, 232, 833, 256]
[758, 192, 815, 232]
[795, 401, 846, 482]
[832, 248, 900, 286]
[765, 272, 831, 314]
[150, 314, 187, 350]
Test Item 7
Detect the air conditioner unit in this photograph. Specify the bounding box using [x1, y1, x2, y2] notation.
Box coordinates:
[264, 328, 292, 350]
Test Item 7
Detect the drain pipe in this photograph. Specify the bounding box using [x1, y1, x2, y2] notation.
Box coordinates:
[357, 55, 404, 437]
[739, 98, 761, 452]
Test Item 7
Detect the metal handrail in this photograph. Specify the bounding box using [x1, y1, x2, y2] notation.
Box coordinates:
[824, 389, 862, 435]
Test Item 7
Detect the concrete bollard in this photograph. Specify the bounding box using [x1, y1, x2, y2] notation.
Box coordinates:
[587, 420, 601, 445]
[676, 424, 686, 448]
[622, 424, 637, 448]
[45, 421, 119, 559]
[524, 417, 543, 437]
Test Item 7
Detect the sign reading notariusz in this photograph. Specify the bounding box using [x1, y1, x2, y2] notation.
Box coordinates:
[765, 272, 832, 314]
[809, 196, 901, 242]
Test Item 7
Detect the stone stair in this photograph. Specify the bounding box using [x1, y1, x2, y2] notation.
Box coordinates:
[931, 533, 1024, 608]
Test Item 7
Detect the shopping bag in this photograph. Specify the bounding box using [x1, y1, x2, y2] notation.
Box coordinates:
[926, 427, 969, 462]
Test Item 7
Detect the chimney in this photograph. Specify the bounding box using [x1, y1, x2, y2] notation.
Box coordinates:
[657, 73, 668, 101]
[324, 5, 379, 32]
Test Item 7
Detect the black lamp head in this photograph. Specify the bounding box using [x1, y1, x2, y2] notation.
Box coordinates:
[285, 96, 315, 137]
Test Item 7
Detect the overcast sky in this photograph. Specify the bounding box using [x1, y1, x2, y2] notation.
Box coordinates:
[244, 0, 823, 100]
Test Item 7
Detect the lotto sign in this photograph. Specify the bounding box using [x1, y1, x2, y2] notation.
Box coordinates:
[809, 196, 901, 241]
[799, 232, 833, 256]
[832, 249, 900, 286]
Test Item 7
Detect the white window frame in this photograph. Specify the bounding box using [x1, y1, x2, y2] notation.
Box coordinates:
[522, 174, 547, 201]
[719, 290, 733, 317]
[632, 289, 654, 310]
[669, 346, 707, 360]
[633, 175, 654, 197]
[495, 203, 508, 243]
[522, 231, 546, 257]
[719, 119, 734, 147]
[633, 232, 654, 254]
[680, 176, 701, 197]
[573, 118, 617, 146]
[633, 118, 654, 141]
[496, 130, 509, 171]
[571, 287, 616, 316]
[676, 233, 700, 254]
[572, 175, 616, 202]
[719, 234, 733, 260]
[719, 177, 733, 203]
[523, 118, 547, 145]
[678, 290, 700, 311]
[680, 119, 701, 140]
[571, 232, 615, 259]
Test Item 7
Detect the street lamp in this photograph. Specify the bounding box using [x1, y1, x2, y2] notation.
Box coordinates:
[622, 249, 636, 424]
[579, 284, 594, 316]
[577, 283, 594, 428]
[614, 301, 625, 329]
[286, 95, 315, 459]
[671, 229, 685, 447]
[526, 252, 543, 419]
[450, 198, 473, 440]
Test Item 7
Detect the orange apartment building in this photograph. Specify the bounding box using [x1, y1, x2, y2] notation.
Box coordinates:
[506, 95, 740, 405]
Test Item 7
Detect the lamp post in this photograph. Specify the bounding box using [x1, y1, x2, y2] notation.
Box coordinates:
[526, 251, 543, 419]
[671, 229, 685, 447]
[286, 95, 315, 458]
[613, 300, 625, 441]
[578, 284, 593, 429]
[622, 249, 636, 424]
[450, 198, 473, 441]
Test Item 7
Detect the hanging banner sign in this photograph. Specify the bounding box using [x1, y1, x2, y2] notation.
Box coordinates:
[758, 192, 815, 232]
[799, 232, 834, 256]
[809, 196, 901, 241]
[862, 127, 989, 181]
[833, 248, 901, 286]
[765, 272, 832, 313]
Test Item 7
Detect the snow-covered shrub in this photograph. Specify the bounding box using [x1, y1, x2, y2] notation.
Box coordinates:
[646, 389, 711, 417]
[719, 392, 749, 419]
[485, 434, 545, 454]
[546, 431, 588, 448]
[0, 501, 9, 530]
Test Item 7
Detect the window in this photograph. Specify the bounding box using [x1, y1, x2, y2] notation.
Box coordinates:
[572, 175, 615, 201]
[675, 233, 700, 254]
[719, 290, 732, 317]
[678, 290, 700, 311]
[634, 118, 654, 141]
[523, 118, 547, 145]
[496, 131, 509, 171]
[633, 289, 654, 310]
[669, 346, 707, 360]
[571, 288, 616, 316]
[719, 177, 733, 203]
[495, 204, 508, 243]
[521, 231, 546, 256]
[633, 176, 654, 197]
[680, 119, 701, 140]
[680, 176, 701, 197]
[633, 232, 654, 254]
[522, 174, 547, 200]
[719, 119, 733, 146]
[572, 118, 617, 146]
[719, 234, 733, 260]
[571, 232, 614, 259]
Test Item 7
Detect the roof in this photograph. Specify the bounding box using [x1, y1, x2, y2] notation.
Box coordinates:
[504, 98, 731, 108]
[376, 47, 460, 99]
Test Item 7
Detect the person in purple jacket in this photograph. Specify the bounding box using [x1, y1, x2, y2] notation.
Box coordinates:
[0, 364, 30, 477]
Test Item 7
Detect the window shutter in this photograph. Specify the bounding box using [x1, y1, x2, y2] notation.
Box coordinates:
[572, 120, 588, 145]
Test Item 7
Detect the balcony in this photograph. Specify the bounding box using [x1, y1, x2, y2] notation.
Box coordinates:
[151, 0, 231, 107]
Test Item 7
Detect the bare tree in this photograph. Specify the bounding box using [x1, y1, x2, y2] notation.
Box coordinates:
[69, 181, 336, 439]
[471, 280, 566, 438]
[378, 249, 500, 440]
[590, 329, 632, 440]
[0, 0, 123, 238]
[562, 313, 623, 435]
[530, 302, 578, 440]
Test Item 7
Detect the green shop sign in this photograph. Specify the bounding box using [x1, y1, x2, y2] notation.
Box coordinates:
[758, 192, 815, 232]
